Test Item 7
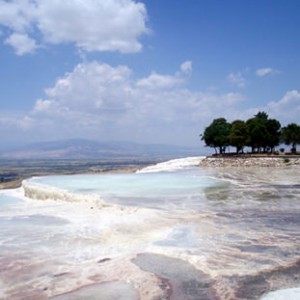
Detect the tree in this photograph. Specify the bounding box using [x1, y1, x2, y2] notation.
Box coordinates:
[246, 113, 268, 152]
[246, 111, 281, 153]
[265, 118, 281, 152]
[201, 118, 231, 154]
[255, 111, 268, 120]
[228, 120, 248, 153]
[281, 123, 300, 153]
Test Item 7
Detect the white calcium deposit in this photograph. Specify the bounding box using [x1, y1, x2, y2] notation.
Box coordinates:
[136, 156, 205, 173]
[1, 157, 300, 299]
[260, 288, 300, 300]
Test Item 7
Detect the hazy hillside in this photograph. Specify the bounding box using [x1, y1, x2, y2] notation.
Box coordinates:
[0, 139, 201, 159]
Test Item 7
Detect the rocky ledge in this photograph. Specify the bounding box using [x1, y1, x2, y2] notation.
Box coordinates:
[199, 156, 300, 168]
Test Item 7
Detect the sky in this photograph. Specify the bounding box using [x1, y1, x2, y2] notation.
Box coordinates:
[0, 0, 300, 150]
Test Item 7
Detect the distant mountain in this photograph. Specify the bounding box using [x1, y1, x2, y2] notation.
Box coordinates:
[0, 139, 201, 159]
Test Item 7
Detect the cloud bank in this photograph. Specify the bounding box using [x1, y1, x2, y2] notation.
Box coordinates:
[0, 61, 245, 145]
[0, 0, 148, 54]
[0, 60, 299, 146]
[266, 90, 300, 122]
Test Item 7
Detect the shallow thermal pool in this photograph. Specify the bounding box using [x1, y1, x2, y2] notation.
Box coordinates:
[26, 167, 228, 210]
[1, 157, 300, 299]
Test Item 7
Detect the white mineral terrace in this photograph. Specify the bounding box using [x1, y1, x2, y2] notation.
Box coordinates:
[1, 157, 300, 299]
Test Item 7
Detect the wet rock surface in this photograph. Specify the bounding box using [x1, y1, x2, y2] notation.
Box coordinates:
[232, 258, 300, 299]
[132, 253, 217, 300]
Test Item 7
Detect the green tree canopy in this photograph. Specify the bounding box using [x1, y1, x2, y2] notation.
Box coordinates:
[246, 111, 281, 153]
[246, 116, 268, 152]
[266, 118, 281, 152]
[201, 118, 231, 154]
[228, 120, 249, 153]
[201, 112, 297, 155]
[281, 123, 300, 152]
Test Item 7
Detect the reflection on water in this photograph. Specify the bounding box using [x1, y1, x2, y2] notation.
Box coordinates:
[1, 165, 300, 299]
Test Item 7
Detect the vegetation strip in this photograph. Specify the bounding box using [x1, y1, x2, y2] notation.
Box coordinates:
[201, 111, 300, 155]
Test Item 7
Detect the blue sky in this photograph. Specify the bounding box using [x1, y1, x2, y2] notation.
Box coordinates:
[0, 0, 299, 149]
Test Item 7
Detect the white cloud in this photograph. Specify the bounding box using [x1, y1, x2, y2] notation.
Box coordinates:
[19, 115, 34, 130]
[33, 99, 54, 112]
[227, 72, 246, 88]
[8, 61, 300, 147]
[4, 33, 37, 55]
[44, 62, 133, 113]
[256, 67, 279, 77]
[237, 90, 300, 127]
[265, 90, 300, 123]
[2, 60, 298, 146]
[136, 61, 191, 89]
[180, 60, 192, 74]
[0, 0, 35, 32]
[23, 61, 245, 145]
[0, 112, 35, 131]
[0, 0, 148, 55]
[136, 72, 183, 89]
